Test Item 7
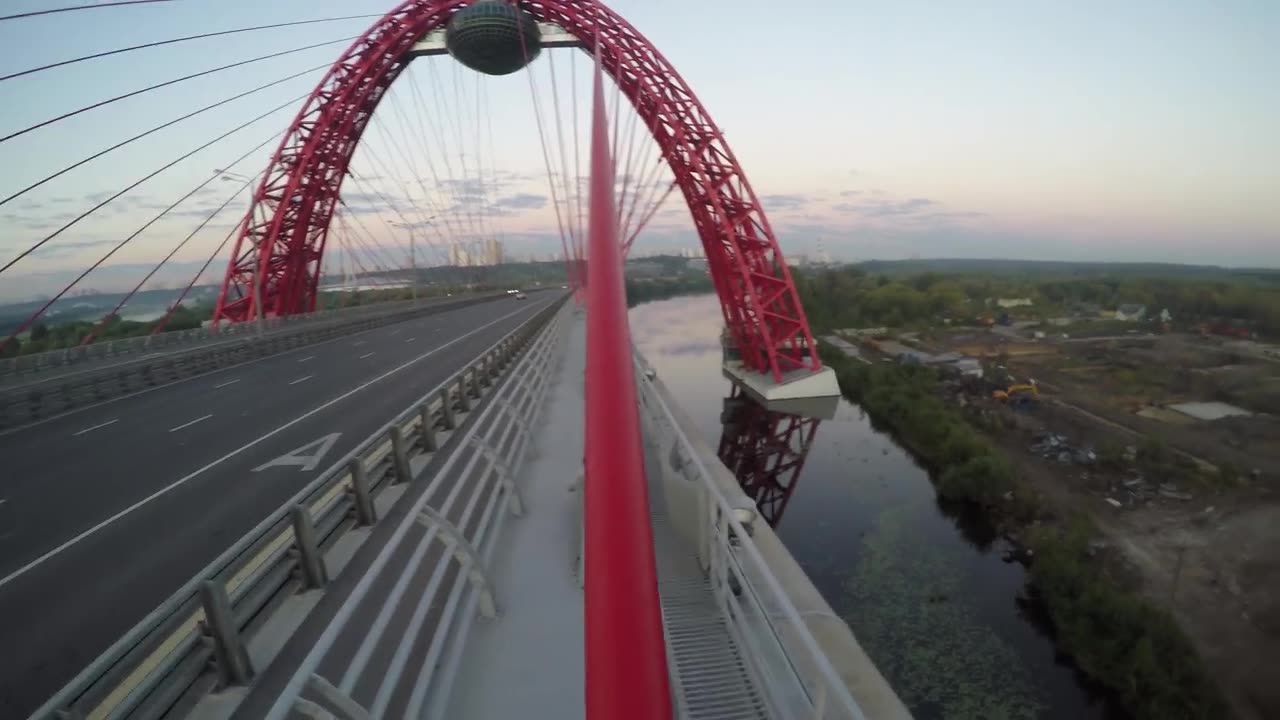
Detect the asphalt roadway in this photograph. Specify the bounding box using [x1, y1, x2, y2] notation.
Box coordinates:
[0, 291, 562, 718]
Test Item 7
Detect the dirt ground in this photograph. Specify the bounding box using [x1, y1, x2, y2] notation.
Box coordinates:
[983, 404, 1280, 720]
[897, 328, 1280, 718]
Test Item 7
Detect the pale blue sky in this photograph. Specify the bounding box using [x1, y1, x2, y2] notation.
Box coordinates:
[0, 0, 1276, 299]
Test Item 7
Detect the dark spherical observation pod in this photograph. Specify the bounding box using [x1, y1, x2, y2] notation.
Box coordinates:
[446, 0, 542, 76]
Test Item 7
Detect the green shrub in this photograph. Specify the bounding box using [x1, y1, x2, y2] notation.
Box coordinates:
[821, 340, 1230, 720]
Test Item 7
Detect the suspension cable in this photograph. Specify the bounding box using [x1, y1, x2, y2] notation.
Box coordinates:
[2, 62, 328, 208]
[0, 92, 308, 276]
[345, 169, 448, 269]
[359, 116, 455, 255]
[440, 60, 485, 259]
[404, 64, 469, 258]
[571, 50, 585, 250]
[471, 71, 501, 265]
[0, 129, 288, 352]
[335, 213, 380, 281]
[0, 1, 172, 23]
[151, 220, 239, 336]
[346, 166, 450, 265]
[82, 160, 272, 345]
[376, 80, 456, 260]
[1, 15, 382, 83]
[547, 49, 583, 276]
[622, 180, 678, 255]
[421, 61, 472, 256]
[337, 198, 406, 273]
[0, 36, 355, 144]
[621, 156, 663, 245]
[517, 32, 577, 289]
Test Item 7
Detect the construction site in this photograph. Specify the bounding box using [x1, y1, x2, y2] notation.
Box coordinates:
[836, 322, 1280, 718]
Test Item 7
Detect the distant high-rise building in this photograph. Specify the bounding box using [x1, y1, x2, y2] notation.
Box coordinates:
[485, 237, 504, 266]
[449, 244, 472, 267]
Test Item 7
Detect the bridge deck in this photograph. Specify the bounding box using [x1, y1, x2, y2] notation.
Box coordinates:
[447, 307, 764, 719]
[443, 307, 587, 718]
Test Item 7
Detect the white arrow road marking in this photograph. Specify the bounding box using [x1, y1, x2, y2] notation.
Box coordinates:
[253, 433, 342, 472]
[0, 296, 549, 590]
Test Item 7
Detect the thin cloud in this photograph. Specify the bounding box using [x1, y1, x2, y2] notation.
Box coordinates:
[834, 196, 936, 217]
[30, 239, 117, 258]
[492, 193, 547, 210]
[761, 194, 811, 210]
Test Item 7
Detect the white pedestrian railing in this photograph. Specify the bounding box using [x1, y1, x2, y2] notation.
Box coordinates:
[256, 299, 568, 720]
[634, 357, 871, 720]
[28, 297, 566, 720]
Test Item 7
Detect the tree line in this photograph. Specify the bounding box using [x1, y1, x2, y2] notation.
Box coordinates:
[819, 342, 1230, 719]
[795, 266, 1280, 336]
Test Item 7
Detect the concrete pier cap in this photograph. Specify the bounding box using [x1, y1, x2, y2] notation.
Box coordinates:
[721, 361, 842, 420]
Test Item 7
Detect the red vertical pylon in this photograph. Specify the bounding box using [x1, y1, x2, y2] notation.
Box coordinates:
[582, 42, 673, 720]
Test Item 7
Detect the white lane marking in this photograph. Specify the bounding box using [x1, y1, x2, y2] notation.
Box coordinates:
[0, 297, 549, 590]
[405, 337, 416, 343]
[215, 378, 241, 389]
[353, 340, 366, 347]
[390, 329, 401, 335]
[359, 352, 375, 359]
[168, 414, 212, 433]
[253, 433, 342, 472]
[72, 417, 119, 435]
[298, 355, 315, 363]
[289, 374, 314, 385]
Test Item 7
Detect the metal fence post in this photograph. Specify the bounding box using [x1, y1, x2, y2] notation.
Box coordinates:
[290, 506, 328, 589]
[389, 426, 413, 483]
[456, 376, 471, 412]
[439, 386, 457, 430]
[198, 580, 254, 686]
[348, 458, 376, 526]
[419, 402, 438, 452]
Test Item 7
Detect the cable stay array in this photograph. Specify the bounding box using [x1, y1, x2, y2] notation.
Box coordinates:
[0, 4, 687, 359]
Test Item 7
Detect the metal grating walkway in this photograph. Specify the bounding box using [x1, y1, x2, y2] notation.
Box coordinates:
[645, 444, 769, 720]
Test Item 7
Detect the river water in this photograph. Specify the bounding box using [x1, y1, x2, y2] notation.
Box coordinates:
[630, 295, 1123, 720]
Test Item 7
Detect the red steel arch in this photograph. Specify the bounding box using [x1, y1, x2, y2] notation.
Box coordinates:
[213, 0, 820, 381]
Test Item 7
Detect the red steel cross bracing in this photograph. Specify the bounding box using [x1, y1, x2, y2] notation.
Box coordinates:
[212, 0, 821, 382]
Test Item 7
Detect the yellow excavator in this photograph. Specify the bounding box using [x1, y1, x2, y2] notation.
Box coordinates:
[993, 383, 1039, 408]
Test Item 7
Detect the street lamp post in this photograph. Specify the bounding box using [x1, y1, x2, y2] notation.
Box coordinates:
[391, 218, 435, 302]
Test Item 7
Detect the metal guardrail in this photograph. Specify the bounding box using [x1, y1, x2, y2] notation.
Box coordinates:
[635, 358, 870, 720]
[258, 297, 567, 720]
[0, 292, 506, 430]
[1, 294, 459, 383]
[29, 296, 566, 720]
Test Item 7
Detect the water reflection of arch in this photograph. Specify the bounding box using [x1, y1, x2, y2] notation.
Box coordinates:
[716, 386, 821, 527]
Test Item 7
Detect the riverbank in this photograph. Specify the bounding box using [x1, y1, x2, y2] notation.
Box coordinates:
[625, 274, 714, 307]
[818, 341, 1230, 720]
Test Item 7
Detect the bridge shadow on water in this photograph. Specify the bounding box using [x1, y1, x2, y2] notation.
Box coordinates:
[631, 294, 1127, 720]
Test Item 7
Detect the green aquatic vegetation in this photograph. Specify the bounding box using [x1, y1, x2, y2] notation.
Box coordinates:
[840, 505, 1045, 720]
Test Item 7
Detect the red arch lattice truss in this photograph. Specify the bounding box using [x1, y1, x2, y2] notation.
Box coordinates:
[213, 0, 820, 381]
